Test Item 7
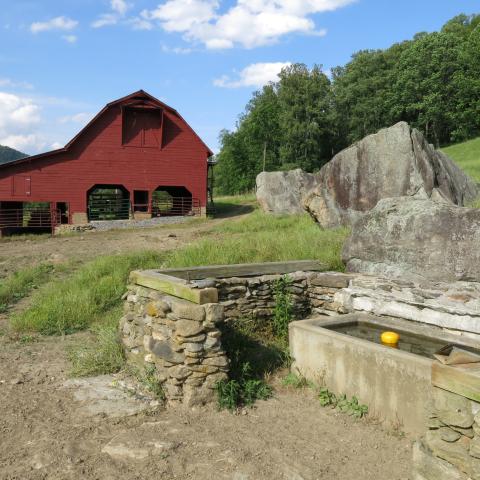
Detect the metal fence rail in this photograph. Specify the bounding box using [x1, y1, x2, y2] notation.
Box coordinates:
[0, 208, 60, 233]
[88, 196, 130, 221]
[152, 197, 200, 217]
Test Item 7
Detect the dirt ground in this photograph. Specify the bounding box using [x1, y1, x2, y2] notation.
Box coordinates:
[0, 328, 412, 480]
[0, 218, 213, 278]
[0, 210, 413, 479]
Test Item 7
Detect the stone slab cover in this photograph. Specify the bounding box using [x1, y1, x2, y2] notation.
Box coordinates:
[304, 122, 478, 227]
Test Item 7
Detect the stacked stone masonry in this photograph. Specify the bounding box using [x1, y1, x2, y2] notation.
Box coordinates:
[215, 271, 351, 321]
[414, 387, 480, 480]
[121, 285, 228, 407]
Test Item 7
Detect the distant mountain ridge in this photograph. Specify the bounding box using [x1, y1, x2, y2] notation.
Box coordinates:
[0, 145, 28, 165]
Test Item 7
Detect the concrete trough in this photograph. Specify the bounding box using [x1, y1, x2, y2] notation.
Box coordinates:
[289, 313, 480, 436]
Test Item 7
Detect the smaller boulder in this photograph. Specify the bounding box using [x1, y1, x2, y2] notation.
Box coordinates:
[256, 169, 317, 214]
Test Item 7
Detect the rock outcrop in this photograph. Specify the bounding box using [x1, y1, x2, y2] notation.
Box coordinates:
[256, 169, 317, 214]
[304, 122, 478, 227]
[342, 197, 480, 282]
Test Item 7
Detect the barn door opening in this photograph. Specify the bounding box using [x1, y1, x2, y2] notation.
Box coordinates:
[87, 185, 130, 221]
[133, 190, 149, 213]
[152, 186, 199, 216]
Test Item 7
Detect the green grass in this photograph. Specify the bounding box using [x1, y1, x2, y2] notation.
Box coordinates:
[11, 251, 163, 335]
[67, 306, 125, 376]
[164, 210, 348, 271]
[443, 137, 480, 183]
[0, 264, 55, 312]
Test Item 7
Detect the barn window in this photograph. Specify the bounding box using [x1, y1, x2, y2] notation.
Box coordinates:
[122, 107, 162, 148]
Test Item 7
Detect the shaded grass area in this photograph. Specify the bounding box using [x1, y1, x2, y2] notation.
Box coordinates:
[11, 251, 164, 335]
[164, 210, 348, 271]
[0, 264, 55, 313]
[216, 317, 288, 410]
[443, 137, 480, 182]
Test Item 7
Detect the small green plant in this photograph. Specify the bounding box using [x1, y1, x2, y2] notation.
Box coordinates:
[318, 388, 368, 418]
[282, 372, 311, 389]
[18, 334, 38, 344]
[215, 378, 241, 410]
[273, 275, 293, 340]
[142, 364, 166, 400]
[215, 361, 272, 411]
[319, 387, 338, 407]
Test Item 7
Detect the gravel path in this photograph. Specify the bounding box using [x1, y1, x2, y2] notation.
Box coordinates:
[90, 216, 191, 231]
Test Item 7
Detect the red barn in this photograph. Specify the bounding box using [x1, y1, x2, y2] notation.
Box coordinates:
[0, 90, 214, 235]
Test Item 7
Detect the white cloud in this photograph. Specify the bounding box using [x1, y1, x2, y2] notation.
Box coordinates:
[161, 44, 193, 54]
[30, 16, 78, 34]
[0, 78, 33, 90]
[92, 0, 132, 28]
[92, 14, 118, 28]
[0, 134, 46, 153]
[141, 0, 354, 49]
[0, 92, 46, 152]
[59, 112, 93, 124]
[141, 0, 218, 33]
[129, 17, 154, 30]
[214, 61, 291, 88]
[62, 34, 78, 43]
[111, 0, 130, 15]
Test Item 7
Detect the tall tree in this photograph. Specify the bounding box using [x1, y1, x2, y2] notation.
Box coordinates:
[277, 64, 333, 171]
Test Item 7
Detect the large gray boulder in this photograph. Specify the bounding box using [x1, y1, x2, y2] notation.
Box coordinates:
[342, 197, 480, 282]
[256, 168, 317, 214]
[304, 122, 478, 228]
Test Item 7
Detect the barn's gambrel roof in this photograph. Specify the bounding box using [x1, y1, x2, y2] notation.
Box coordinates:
[0, 90, 213, 170]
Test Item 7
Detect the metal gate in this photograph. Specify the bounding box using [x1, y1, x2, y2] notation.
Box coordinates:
[151, 197, 200, 217]
[0, 207, 60, 234]
[87, 194, 130, 221]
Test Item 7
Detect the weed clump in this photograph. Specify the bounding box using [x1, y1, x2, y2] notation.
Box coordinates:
[67, 307, 125, 376]
[272, 275, 293, 341]
[214, 319, 287, 411]
[319, 387, 368, 418]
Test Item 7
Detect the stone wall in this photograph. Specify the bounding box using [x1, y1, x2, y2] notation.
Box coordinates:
[334, 276, 480, 337]
[414, 375, 480, 479]
[215, 271, 351, 321]
[121, 284, 228, 407]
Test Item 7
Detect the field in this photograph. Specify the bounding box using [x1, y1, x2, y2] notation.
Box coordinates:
[443, 136, 480, 182]
[0, 198, 412, 480]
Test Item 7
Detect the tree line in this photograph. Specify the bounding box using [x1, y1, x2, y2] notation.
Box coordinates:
[215, 14, 480, 195]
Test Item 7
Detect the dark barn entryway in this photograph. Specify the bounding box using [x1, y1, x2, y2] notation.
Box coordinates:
[87, 185, 130, 221]
[152, 186, 198, 216]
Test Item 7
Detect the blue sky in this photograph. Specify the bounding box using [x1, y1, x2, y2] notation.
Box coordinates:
[0, 0, 478, 155]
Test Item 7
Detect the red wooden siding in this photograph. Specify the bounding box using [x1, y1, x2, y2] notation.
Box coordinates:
[0, 91, 212, 221]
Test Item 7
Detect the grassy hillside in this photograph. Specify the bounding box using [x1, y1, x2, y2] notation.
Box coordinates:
[443, 137, 480, 182]
[0, 145, 27, 165]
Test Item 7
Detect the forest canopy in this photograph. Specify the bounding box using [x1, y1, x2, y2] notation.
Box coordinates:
[214, 14, 480, 195]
